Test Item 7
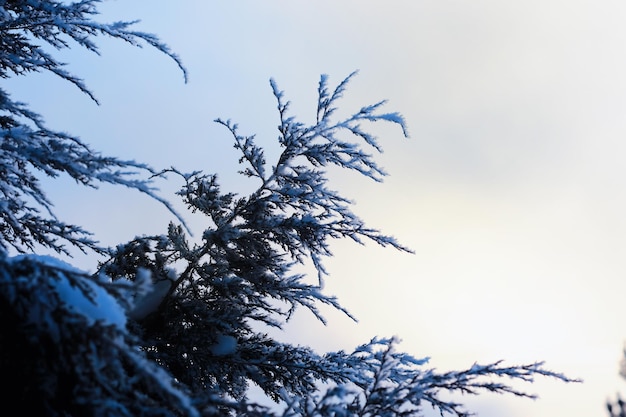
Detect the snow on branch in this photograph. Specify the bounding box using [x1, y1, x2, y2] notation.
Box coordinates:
[0, 0, 187, 102]
[0, 0, 189, 255]
[0, 254, 197, 416]
[100, 73, 579, 416]
[278, 337, 580, 417]
[1, 3, 581, 416]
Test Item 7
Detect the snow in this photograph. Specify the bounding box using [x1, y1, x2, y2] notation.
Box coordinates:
[210, 333, 238, 356]
[9, 254, 128, 329]
[129, 268, 176, 320]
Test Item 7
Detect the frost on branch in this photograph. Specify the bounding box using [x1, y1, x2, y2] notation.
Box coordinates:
[279, 337, 579, 417]
[0, 0, 186, 99]
[0, 254, 197, 417]
[101, 73, 579, 415]
[0, 4, 581, 413]
[0, 0, 186, 256]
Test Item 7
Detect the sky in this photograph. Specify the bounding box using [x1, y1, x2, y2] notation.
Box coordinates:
[6, 1, 626, 416]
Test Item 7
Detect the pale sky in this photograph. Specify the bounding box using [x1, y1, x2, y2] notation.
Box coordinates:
[7, 1, 626, 416]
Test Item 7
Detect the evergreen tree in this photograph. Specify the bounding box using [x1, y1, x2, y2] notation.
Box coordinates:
[0, 1, 579, 416]
[0, 0, 186, 257]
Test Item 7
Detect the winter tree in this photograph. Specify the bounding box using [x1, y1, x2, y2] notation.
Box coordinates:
[0, 1, 579, 416]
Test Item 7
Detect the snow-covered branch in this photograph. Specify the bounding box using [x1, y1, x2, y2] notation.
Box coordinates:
[0, 0, 188, 256]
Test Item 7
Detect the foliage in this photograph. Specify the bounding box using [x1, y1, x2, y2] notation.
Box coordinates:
[0, 255, 198, 417]
[0, 0, 185, 256]
[0, 1, 579, 416]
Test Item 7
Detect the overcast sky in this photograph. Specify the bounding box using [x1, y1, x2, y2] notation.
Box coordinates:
[7, 1, 626, 416]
